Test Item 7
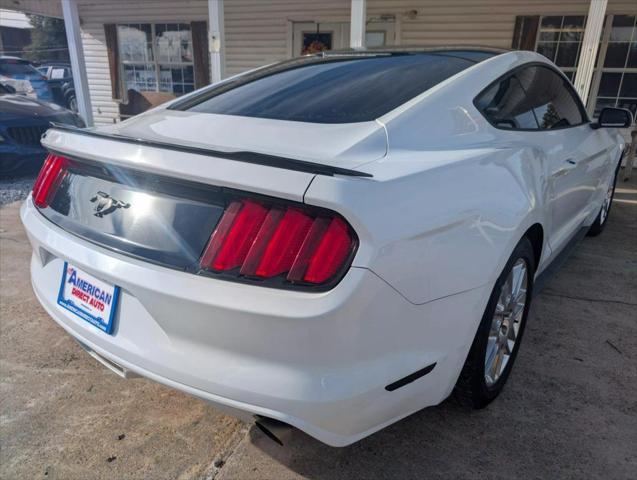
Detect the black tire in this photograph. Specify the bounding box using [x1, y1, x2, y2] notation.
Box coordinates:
[587, 162, 620, 237]
[453, 237, 535, 409]
[65, 92, 78, 113]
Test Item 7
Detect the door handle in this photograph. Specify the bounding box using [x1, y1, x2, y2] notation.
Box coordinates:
[553, 160, 577, 178]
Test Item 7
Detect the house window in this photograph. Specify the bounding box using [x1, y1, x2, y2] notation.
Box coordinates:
[535, 14, 637, 124]
[536, 15, 587, 81]
[365, 31, 386, 48]
[593, 15, 637, 119]
[118, 23, 195, 95]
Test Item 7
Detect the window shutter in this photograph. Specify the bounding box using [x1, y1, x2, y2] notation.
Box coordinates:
[104, 24, 121, 100]
[512, 16, 540, 51]
[191, 21, 210, 89]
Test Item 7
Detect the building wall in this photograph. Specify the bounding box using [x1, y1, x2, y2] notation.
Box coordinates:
[225, 0, 636, 74]
[379, 0, 636, 48]
[75, 0, 637, 125]
[224, 0, 351, 76]
[76, 0, 210, 125]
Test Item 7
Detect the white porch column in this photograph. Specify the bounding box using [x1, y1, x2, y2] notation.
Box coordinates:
[61, 0, 93, 126]
[350, 0, 366, 49]
[573, 0, 608, 104]
[208, 0, 225, 83]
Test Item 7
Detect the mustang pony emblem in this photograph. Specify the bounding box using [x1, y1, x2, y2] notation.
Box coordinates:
[89, 191, 130, 217]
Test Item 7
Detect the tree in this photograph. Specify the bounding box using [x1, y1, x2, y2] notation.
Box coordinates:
[24, 14, 69, 63]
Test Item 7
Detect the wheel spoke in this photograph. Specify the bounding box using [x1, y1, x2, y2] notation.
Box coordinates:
[491, 344, 504, 379]
[490, 317, 501, 336]
[511, 261, 527, 299]
[511, 293, 526, 323]
[485, 337, 498, 369]
[506, 338, 515, 354]
[495, 297, 506, 314]
[501, 277, 513, 310]
[507, 318, 517, 342]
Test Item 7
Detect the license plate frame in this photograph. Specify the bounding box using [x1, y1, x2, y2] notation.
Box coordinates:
[57, 262, 120, 335]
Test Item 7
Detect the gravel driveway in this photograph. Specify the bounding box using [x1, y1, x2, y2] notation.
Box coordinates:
[0, 174, 35, 206]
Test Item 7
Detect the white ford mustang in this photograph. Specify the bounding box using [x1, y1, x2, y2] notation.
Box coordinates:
[21, 48, 631, 447]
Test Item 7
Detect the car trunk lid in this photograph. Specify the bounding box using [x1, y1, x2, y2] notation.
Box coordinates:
[37, 117, 377, 276]
[99, 109, 387, 171]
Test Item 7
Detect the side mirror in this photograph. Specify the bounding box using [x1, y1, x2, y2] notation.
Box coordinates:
[593, 107, 634, 129]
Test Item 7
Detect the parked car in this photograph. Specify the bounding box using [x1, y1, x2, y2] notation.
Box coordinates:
[21, 49, 631, 446]
[36, 63, 77, 112]
[0, 56, 53, 102]
[0, 83, 84, 176]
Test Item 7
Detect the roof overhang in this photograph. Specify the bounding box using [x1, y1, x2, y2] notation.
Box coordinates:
[0, 0, 62, 19]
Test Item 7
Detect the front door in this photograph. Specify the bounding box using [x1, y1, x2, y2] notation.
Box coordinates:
[292, 21, 394, 57]
[544, 124, 606, 252]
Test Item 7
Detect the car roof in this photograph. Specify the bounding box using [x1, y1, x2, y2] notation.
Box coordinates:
[317, 46, 507, 61]
[0, 56, 29, 62]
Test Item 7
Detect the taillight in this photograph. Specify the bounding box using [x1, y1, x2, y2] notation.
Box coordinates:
[32, 154, 69, 208]
[200, 198, 356, 287]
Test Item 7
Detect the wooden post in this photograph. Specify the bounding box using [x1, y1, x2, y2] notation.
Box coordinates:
[208, 0, 225, 83]
[573, 0, 607, 104]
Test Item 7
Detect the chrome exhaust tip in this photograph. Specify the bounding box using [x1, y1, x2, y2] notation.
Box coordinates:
[253, 416, 293, 446]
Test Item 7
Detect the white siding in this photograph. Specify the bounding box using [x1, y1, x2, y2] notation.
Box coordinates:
[224, 0, 350, 76]
[74, 0, 637, 125]
[372, 0, 637, 49]
[0, 9, 32, 29]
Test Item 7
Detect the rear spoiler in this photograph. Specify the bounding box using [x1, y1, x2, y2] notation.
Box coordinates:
[47, 123, 373, 178]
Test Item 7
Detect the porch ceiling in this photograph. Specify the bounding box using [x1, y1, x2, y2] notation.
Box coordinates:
[0, 0, 62, 19]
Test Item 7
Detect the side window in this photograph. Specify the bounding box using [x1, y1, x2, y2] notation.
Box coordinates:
[475, 75, 539, 130]
[515, 66, 587, 129]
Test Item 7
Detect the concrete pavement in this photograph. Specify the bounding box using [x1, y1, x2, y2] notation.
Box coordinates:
[1, 174, 636, 479]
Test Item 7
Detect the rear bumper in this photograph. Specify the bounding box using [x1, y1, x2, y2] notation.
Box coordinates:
[21, 197, 489, 446]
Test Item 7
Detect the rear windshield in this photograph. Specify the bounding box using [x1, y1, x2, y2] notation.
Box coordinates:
[178, 53, 484, 123]
[0, 60, 40, 76]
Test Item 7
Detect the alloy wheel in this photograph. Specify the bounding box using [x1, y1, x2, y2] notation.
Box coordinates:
[599, 178, 615, 225]
[484, 258, 528, 387]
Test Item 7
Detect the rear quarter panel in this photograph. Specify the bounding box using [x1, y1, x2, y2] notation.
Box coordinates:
[305, 52, 555, 305]
[305, 144, 548, 305]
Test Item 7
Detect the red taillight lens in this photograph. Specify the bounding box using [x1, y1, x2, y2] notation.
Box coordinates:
[301, 218, 352, 284]
[253, 208, 313, 278]
[32, 154, 69, 208]
[200, 198, 356, 286]
[200, 200, 268, 271]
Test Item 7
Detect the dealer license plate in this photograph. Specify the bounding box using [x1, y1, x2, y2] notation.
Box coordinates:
[57, 262, 120, 334]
